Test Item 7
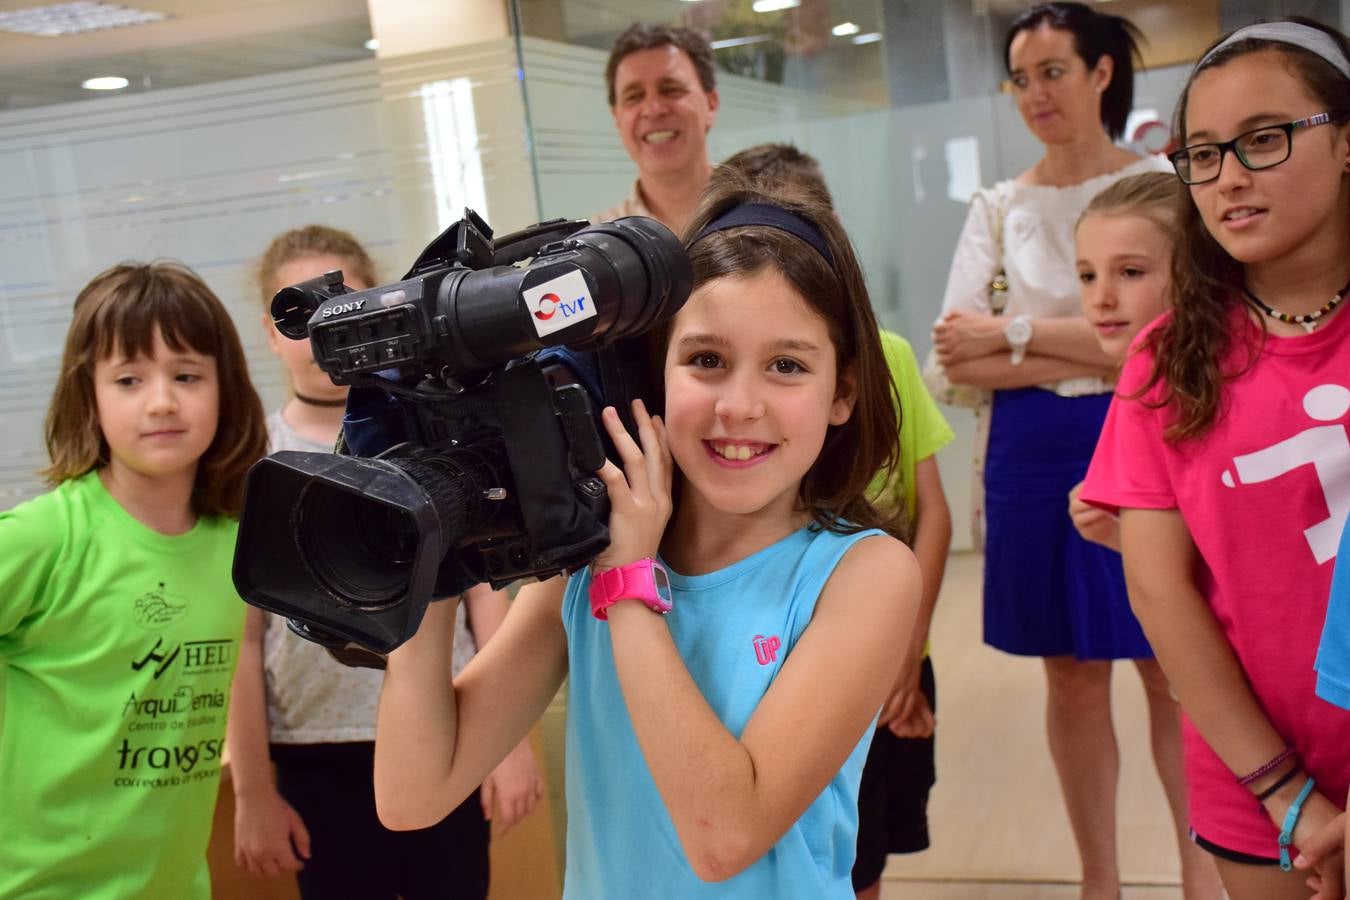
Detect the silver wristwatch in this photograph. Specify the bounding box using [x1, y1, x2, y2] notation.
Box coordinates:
[1005, 314, 1033, 366]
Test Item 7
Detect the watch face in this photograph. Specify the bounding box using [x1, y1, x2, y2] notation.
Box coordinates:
[1006, 318, 1032, 346]
[652, 565, 673, 603]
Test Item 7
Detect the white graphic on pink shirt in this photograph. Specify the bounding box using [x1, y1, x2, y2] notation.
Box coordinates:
[1220, 384, 1350, 565]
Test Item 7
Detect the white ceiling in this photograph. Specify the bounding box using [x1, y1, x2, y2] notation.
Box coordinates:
[0, 0, 371, 109]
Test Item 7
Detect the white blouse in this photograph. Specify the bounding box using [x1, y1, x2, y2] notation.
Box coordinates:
[936, 154, 1173, 396]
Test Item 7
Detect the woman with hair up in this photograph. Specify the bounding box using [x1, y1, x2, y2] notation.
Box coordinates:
[1082, 16, 1350, 900]
[930, 4, 1188, 898]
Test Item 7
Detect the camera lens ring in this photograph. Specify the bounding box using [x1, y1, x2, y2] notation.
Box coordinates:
[294, 484, 418, 610]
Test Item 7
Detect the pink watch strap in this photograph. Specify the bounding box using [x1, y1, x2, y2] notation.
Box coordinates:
[588, 558, 673, 620]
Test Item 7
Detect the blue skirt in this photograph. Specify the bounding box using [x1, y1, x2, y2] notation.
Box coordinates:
[982, 387, 1154, 660]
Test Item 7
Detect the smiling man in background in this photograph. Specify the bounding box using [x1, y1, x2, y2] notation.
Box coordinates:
[592, 23, 719, 236]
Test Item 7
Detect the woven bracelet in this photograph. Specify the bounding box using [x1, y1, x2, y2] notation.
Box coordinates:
[1238, 746, 1296, 786]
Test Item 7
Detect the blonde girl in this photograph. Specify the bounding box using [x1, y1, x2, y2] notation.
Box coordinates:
[1069, 171, 1224, 898]
[226, 225, 541, 899]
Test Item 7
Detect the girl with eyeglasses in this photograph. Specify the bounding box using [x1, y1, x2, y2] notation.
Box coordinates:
[1082, 17, 1350, 900]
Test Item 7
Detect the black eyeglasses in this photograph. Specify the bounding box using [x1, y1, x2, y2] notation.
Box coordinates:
[1168, 113, 1344, 185]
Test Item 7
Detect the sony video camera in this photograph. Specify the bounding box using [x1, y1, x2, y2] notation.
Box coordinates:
[232, 210, 691, 656]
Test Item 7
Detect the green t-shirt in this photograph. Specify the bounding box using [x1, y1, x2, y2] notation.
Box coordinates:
[869, 330, 955, 521]
[0, 471, 245, 899]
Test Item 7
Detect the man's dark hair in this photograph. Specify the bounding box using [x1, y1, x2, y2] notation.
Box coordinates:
[605, 23, 716, 107]
[719, 143, 834, 208]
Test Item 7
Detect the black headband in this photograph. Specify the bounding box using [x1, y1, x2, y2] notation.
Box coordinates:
[691, 202, 835, 267]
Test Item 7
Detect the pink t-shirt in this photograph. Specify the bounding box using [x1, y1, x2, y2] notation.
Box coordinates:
[1082, 306, 1350, 857]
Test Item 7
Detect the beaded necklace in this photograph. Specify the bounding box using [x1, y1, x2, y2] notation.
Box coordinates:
[1242, 277, 1350, 333]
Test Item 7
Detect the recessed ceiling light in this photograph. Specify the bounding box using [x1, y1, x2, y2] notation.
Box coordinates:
[82, 75, 129, 90]
[0, 2, 168, 37]
[752, 0, 799, 12]
[832, 22, 860, 37]
[363, 37, 379, 51]
[851, 32, 883, 45]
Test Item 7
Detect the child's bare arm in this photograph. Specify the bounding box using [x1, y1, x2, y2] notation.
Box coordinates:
[462, 583, 545, 834]
[225, 607, 310, 876]
[224, 608, 276, 799]
[881, 457, 949, 738]
[909, 457, 951, 652]
[1068, 481, 1121, 552]
[1121, 509, 1345, 868]
[374, 579, 567, 830]
[607, 535, 921, 881]
[1292, 808, 1347, 900]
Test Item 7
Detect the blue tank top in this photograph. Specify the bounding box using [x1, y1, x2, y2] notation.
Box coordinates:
[560, 524, 884, 899]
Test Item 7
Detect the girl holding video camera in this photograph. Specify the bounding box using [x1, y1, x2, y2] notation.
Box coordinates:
[373, 174, 921, 898]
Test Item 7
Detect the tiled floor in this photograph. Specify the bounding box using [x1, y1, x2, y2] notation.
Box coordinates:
[876, 553, 1194, 899]
[883, 883, 1184, 899]
[211, 553, 1200, 900]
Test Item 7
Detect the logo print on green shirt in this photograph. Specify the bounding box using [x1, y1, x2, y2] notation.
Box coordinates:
[133, 582, 188, 630]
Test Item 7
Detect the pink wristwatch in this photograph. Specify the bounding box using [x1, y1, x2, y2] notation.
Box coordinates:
[588, 558, 674, 620]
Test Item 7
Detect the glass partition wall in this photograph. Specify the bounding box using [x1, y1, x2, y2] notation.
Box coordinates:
[510, 0, 1245, 549]
[3, 0, 1346, 514]
[0, 29, 535, 506]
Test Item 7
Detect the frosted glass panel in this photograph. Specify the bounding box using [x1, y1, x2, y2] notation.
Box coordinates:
[0, 40, 537, 508]
[514, 14, 1207, 550]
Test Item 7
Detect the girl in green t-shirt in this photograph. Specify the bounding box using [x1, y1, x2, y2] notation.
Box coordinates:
[0, 261, 268, 898]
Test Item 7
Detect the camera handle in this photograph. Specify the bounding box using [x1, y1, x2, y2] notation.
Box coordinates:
[492, 218, 588, 266]
[403, 208, 589, 280]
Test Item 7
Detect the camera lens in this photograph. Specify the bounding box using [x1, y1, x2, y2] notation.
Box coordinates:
[295, 484, 419, 609]
[591, 216, 693, 337]
[289, 448, 506, 610]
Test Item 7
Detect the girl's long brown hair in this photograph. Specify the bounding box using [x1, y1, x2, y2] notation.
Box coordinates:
[667, 172, 906, 540]
[42, 261, 268, 518]
[1141, 17, 1350, 442]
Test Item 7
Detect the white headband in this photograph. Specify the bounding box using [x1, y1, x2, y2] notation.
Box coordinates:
[1200, 21, 1350, 81]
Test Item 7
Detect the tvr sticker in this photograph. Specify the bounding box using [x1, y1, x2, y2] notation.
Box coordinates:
[523, 269, 596, 339]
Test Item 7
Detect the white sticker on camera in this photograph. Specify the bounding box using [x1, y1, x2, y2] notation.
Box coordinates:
[522, 269, 596, 339]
